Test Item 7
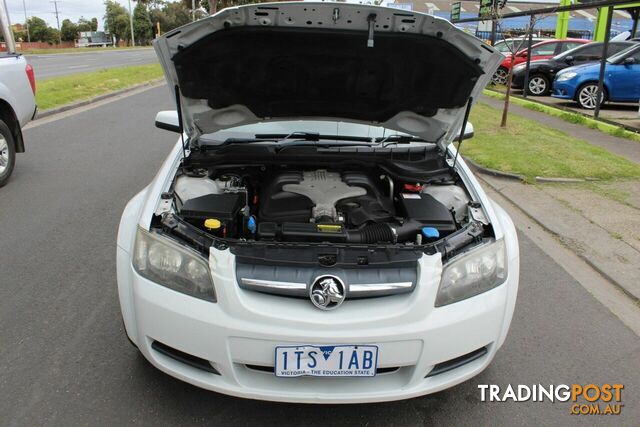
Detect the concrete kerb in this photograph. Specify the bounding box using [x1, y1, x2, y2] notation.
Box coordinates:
[483, 87, 640, 135]
[479, 174, 640, 304]
[463, 157, 592, 183]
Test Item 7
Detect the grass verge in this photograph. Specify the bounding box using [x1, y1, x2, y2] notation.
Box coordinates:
[464, 103, 640, 182]
[21, 46, 152, 55]
[483, 89, 640, 143]
[36, 63, 163, 111]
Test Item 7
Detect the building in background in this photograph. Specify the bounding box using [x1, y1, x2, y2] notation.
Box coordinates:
[76, 31, 113, 48]
[388, 0, 636, 40]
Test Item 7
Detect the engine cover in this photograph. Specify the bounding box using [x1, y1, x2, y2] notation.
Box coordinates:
[258, 172, 315, 223]
[283, 170, 366, 222]
[259, 170, 394, 225]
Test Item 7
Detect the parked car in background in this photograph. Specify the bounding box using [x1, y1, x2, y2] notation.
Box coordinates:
[492, 38, 590, 84]
[553, 43, 640, 109]
[512, 41, 637, 95]
[493, 36, 550, 54]
[0, 12, 37, 187]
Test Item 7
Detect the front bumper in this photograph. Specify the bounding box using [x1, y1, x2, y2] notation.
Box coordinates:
[551, 80, 577, 99]
[511, 72, 525, 89]
[117, 241, 518, 403]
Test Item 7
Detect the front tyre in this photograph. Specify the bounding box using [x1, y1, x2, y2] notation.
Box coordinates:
[0, 120, 16, 188]
[526, 74, 550, 96]
[576, 83, 606, 110]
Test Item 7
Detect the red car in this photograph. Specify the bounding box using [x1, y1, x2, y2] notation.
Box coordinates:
[492, 38, 590, 85]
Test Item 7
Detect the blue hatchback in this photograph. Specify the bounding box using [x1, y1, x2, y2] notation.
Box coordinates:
[552, 44, 640, 109]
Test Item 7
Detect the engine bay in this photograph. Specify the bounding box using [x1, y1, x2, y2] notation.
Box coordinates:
[169, 165, 477, 247]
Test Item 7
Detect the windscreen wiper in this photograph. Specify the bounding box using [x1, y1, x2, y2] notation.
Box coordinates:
[218, 132, 375, 147]
[256, 133, 429, 145]
[254, 132, 374, 143]
[220, 137, 280, 144]
[219, 132, 428, 148]
[376, 135, 427, 146]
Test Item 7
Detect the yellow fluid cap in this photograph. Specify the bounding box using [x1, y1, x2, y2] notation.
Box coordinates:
[317, 224, 343, 233]
[204, 218, 222, 230]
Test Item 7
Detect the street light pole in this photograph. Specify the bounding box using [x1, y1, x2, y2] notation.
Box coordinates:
[594, 6, 613, 119]
[522, 16, 535, 99]
[22, 0, 30, 42]
[128, 0, 135, 47]
[0, 0, 17, 53]
[50, 0, 62, 45]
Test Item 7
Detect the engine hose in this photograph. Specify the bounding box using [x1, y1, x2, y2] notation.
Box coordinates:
[390, 220, 425, 242]
[346, 223, 395, 243]
[346, 220, 424, 244]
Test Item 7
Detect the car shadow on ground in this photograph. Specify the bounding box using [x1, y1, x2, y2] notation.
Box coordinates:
[507, 88, 639, 113]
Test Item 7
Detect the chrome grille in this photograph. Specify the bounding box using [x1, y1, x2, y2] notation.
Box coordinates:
[236, 263, 416, 298]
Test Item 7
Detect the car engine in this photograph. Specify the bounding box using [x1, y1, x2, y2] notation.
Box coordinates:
[172, 167, 471, 245]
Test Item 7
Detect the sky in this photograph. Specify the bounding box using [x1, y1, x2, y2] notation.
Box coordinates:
[5, 0, 117, 30]
[4, 0, 565, 31]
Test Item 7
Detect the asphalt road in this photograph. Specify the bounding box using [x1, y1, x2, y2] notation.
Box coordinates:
[26, 48, 158, 79]
[1, 86, 639, 426]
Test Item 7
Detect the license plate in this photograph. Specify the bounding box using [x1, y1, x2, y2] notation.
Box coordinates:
[275, 345, 378, 377]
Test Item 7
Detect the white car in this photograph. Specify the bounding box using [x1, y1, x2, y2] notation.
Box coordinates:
[0, 10, 37, 187]
[117, 2, 519, 403]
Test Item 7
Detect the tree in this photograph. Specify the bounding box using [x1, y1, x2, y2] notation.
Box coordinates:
[116, 13, 132, 43]
[483, 5, 544, 127]
[12, 27, 28, 42]
[136, 0, 165, 5]
[77, 18, 94, 32]
[133, 2, 153, 44]
[208, 0, 216, 14]
[149, 1, 201, 35]
[91, 17, 99, 31]
[61, 19, 78, 41]
[141, 0, 227, 34]
[200, 0, 285, 14]
[49, 28, 61, 45]
[104, 0, 131, 44]
[25, 16, 54, 42]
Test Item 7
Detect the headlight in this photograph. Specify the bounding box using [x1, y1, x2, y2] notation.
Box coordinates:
[556, 72, 577, 82]
[435, 239, 507, 307]
[133, 227, 216, 302]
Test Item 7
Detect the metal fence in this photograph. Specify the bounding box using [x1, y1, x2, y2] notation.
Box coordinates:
[476, 29, 602, 41]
